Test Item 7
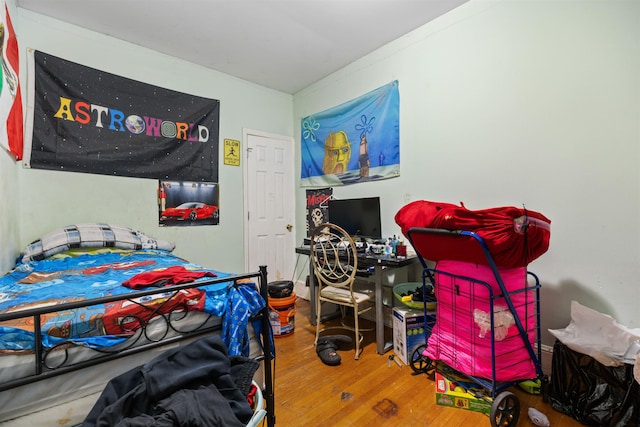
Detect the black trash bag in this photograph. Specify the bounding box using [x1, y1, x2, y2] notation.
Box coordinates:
[549, 339, 640, 427]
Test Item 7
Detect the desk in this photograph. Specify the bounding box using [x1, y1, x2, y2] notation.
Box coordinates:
[296, 246, 418, 355]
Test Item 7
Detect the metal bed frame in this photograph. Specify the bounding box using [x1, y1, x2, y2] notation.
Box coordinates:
[0, 265, 275, 427]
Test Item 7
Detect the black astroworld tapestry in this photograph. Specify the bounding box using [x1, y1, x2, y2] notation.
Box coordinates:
[24, 50, 220, 182]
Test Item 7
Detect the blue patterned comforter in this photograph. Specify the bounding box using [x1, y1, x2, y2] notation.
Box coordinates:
[0, 249, 264, 356]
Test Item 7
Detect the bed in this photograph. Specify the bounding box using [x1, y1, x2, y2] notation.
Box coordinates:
[0, 223, 275, 427]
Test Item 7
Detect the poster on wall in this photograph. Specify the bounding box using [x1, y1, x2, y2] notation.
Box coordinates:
[306, 188, 332, 237]
[223, 138, 240, 166]
[23, 50, 220, 182]
[0, 2, 23, 160]
[300, 80, 399, 188]
[158, 180, 219, 227]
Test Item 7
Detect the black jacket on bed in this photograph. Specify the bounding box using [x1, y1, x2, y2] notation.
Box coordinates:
[83, 334, 259, 427]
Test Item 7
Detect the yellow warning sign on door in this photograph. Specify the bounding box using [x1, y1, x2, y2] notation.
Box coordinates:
[223, 139, 241, 166]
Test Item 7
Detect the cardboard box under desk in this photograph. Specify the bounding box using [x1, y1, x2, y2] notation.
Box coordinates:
[392, 306, 435, 365]
[434, 365, 492, 415]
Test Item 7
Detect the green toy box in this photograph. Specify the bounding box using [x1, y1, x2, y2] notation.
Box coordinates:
[434, 365, 492, 415]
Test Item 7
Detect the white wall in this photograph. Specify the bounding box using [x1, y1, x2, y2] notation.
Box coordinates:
[293, 0, 640, 345]
[11, 8, 293, 273]
[0, 141, 20, 273]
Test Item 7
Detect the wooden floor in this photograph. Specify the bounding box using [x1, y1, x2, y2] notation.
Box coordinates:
[271, 297, 583, 427]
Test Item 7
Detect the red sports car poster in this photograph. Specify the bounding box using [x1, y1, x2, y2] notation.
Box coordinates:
[158, 180, 219, 227]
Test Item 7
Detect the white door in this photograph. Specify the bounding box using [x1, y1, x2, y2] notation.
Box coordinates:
[244, 129, 296, 284]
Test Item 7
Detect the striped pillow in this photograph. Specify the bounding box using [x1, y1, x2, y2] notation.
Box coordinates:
[20, 223, 175, 263]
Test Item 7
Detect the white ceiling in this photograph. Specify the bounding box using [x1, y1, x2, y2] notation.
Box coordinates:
[16, 0, 468, 94]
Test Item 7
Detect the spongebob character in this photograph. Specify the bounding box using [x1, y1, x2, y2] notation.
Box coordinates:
[358, 134, 370, 178]
[322, 131, 351, 175]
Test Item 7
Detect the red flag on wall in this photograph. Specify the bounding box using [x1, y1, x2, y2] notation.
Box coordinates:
[0, 3, 23, 160]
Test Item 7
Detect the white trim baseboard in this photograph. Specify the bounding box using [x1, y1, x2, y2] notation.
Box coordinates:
[294, 280, 309, 301]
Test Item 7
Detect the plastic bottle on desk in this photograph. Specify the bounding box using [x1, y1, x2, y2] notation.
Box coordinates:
[384, 238, 392, 255]
[391, 235, 399, 255]
[396, 240, 407, 257]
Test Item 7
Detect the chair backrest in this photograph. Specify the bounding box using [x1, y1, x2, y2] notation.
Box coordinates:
[310, 223, 358, 289]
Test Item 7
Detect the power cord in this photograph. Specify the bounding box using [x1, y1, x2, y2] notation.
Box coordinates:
[290, 253, 307, 285]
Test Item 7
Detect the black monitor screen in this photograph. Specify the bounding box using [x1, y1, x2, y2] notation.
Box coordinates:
[328, 197, 382, 239]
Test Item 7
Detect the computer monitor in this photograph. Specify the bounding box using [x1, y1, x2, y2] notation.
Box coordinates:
[328, 197, 382, 239]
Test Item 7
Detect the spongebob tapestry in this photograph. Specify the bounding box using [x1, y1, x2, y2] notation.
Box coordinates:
[300, 81, 399, 187]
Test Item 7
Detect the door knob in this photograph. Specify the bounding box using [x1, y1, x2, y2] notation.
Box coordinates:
[286, 224, 293, 231]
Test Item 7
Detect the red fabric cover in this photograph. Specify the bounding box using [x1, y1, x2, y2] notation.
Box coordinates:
[423, 260, 538, 382]
[122, 266, 217, 289]
[102, 288, 206, 335]
[395, 200, 551, 268]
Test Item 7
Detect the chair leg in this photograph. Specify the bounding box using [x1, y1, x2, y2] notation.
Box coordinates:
[314, 294, 322, 347]
[354, 304, 360, 360]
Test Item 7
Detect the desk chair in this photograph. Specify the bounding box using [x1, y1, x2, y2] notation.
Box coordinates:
[311, 223, 374, 360]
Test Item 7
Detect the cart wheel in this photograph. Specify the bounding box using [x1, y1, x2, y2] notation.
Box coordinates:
[541, 375, 550, 403]
[490, 391, 520, 427]
[410, 344, 432, 374]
